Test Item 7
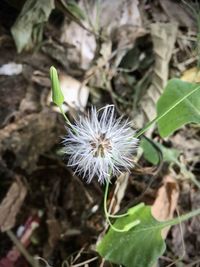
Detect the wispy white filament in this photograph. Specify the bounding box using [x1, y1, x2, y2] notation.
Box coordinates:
[63, 105, 138, 184]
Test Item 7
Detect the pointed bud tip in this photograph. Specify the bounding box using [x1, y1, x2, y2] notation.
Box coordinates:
[50, 66, 56, 77]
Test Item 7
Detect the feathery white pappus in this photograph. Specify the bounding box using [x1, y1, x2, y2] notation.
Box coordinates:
[63, 105, 138, 184]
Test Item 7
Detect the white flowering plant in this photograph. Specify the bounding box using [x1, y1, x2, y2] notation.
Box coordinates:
[50, 66, 200, 267]
[64, 105, 138, 184]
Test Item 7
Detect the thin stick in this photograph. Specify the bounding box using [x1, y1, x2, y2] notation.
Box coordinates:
[72, 256, 98, 267]
[6, 230, 39, 267]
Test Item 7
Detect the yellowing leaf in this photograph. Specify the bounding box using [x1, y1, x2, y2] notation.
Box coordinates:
[181, 67, 200, 83]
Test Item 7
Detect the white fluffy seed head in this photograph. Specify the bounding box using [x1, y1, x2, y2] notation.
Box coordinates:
[63, 105, 138, 184]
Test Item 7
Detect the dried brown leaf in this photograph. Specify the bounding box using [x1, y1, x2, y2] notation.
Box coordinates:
[159, 0, 196, 29]
[134, 23, 178, 129]
[61, 0, 144, 69]
[152, 175, 179, 238]
[181, 67, 200, 83]
[0, 110, 63, 171]
[0, 177, 27, 232]
[108, 173, 129, 215]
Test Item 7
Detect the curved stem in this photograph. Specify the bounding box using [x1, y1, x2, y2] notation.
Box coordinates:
[108, 213, 129, 218]
[104, 181, 140, 232]
[104, 181, 128, 232]
[104, 181, 129, 218]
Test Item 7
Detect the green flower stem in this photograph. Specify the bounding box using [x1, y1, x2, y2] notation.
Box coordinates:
[59, 105, 72, 127]
[104, 181, 140, 232]
[104, 180, 200, 233]
[134, 85, 200, 138]
[59, 105, 78, 135]
[104, 181, 124, 232]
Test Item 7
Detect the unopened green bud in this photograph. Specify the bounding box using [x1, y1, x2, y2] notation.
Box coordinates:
[50, 66, 64, 107]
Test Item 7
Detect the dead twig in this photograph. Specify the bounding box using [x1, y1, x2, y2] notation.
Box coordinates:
[6, 230, 40, 267]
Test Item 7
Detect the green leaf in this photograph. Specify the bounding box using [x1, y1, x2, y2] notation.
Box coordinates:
[97, 206, 200, 267]
[141, 138, 200, 188]
[160, 144, 180, 163]
[97, 205, 166, 267]
[157, 79, 200, 137]
[140, 138, 159, 165]
[67, 0, 86, 20]
[141, 138, 180, 165]
[11, 0, 54, 53]
[50, 66, 64, 107]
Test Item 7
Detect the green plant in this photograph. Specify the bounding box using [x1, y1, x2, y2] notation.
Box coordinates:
[50, 67, 200, 267]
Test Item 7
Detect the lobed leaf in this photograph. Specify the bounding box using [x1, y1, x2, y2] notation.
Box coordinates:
[97, 204, 200, 267]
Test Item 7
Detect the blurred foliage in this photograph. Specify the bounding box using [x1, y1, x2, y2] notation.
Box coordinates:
[11, 0, 54, 53]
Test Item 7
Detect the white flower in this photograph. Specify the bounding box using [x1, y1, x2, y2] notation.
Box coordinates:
[63, 105, 138, 184]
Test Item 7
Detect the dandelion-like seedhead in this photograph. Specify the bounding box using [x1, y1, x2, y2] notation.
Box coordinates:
[63, 106, 138, 184]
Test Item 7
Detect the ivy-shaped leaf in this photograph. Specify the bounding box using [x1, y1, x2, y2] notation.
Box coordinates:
[97, 205, 166, 267]
[97, 205, 200, 267]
